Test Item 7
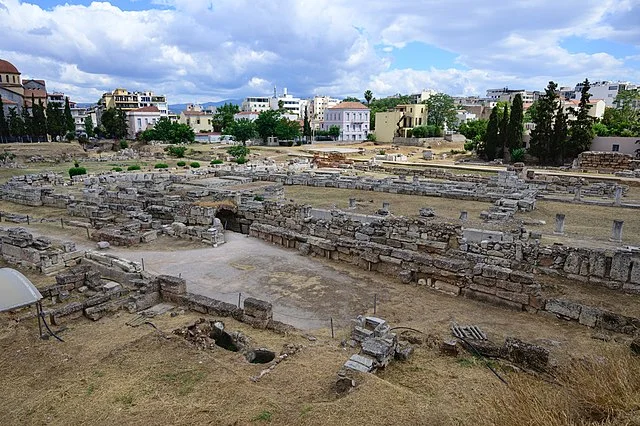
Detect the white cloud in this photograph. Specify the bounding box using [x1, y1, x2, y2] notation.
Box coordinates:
[0, 0, 637, 103]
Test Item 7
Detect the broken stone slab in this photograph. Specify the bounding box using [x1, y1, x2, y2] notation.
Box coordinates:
[243, 297, 273, 320]
[440, 339, 459, 356]
[158, 275, 187, 295]
[351, 326, 374, 342]
[361, 336, 396, 366]
[394, 343, 414, 361]
[96, 241, 110, 249]
[503, 337, 549, 371]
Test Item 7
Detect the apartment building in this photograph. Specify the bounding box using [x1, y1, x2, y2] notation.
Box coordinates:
[374, 104, 428, 143]
[241, 87, 303, 117]
[486, 88, 540, 103]
[100, 88, 169, 116]
[241, 97, 271, 113]
[178, 104, 215, 133]
[126, 106, 162, 139]
[321, 101, 370, 141]
[573, 81, 638, 108]
[307, 95, 339, 130]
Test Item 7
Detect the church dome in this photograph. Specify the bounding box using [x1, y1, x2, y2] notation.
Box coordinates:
[0, 59, 20, 74]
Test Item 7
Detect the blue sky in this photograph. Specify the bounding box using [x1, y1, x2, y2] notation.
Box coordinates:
[0, 0, 638, 103]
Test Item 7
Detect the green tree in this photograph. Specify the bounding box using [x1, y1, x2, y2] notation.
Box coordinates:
[140, 117, 194, 144]
[530, 81, 561, 165]
[277, 100, 285, 110]
[84, 115, 94, 138]
[459, 119, 488, 144]
[554, 104, 569, 164]
[32, 98, 48, 141]
[483, 106, 499, 160]
[342, 97, 361, 103]
[254, 109, 282, 143]
[46, 101, 64, 140]
[567, 78, 595, 158]
[364, 90, 373, 106]
[302, 107, 312, 139]
[425, 93, 456, 129]
[213, 103, 240, 132]
[7, 107, 25, 142]
[328, 125, 341, 140]
[0, 96, 8, 143]
[498, 103, 510, 158]
[275, 118, 301, 141]
[21, 105, 32, 142]
[507, 93, 524, 150]
[64, 97, 74, 133]
[101, 108, 128, 139]
[228, 118, 256, 145]
[592, 122, 610, 137]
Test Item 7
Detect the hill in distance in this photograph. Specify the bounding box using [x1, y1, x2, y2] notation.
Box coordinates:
[168, 99, 242, 113]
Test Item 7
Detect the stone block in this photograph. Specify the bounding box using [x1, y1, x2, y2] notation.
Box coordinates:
[244, 297, 273, 320]
[433, 280, 460, 295]
[610, 252, 632, 282]
[503, 337, 549, 371]
[472, 276, 496, 287]
[563, 252, 582, 275]
[496, 290, 529, 305]
[545, 299, 581, 320]
[158, 275, 187, 295]
[482, 265, 511, 280]
[496, 280, 523, 293]
[578, 305, 601, 328]
[461, 288, 524, 311]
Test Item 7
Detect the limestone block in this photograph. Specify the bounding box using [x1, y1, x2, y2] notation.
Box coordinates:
[610, 252, 632, 282]
[579, 305, 601, 328]
[433, 280, 460, 296]
[496, 290, 529, 305]
[563, 252, 582, 275]
[545, 299, 581, 320]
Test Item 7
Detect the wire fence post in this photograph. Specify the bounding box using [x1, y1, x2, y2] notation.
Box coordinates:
[238, 292, 242, 308]
[60, 218, 64, 229]
[330, 317, 334, 339]
[86, 227, 90, 239]
[374, 293, 377, 315]
[26, 215, 30, 225]
[141, 258, 145, 271]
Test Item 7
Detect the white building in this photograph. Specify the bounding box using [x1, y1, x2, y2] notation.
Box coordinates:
[126, 106, 162, 139]
[308, 95, 339, 130]
[70, 105, 100, 135]
[486, 88, 539, 103]
[241, 97, 271, 113]
[562, 99, 606, 120]
[233, 110, 298, 122]
[321, 101, 370, 141]
[100, 88, 168, 116]
[409, 89, 437, 104]
[455, 110, 477, 126]
[573, 81, 638, 108]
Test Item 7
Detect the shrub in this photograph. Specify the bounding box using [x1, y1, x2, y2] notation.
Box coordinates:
[511, 147, 526, 163]
[379, 150, 386, 155]
[111, 167, 123, 172]
[295, 140, 303, 146]
[154, 163, 169, 169]
[74, 161, 80, 168]
[235, 156, 248, 164]
[166, 145, 187, 158]
[253, 195, 265, 201]
[176, 161, 186, 167]
[127, 165, 141, 171]
[65, 132, 75, 142]
[464, 140, 477, 151]
[190, 162, 200, 168]
[78, 135, 88, 145]
[210, 159, 223, 165]
[68, 167, 87, 178]
[0, 152, 15, 162]
[450, 149, 467, 155]
[119, 140, 129, 149]
[367, 133, 377, 142]
[227, 145, 250, 158]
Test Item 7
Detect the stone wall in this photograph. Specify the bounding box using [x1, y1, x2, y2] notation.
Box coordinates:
[576, 151, 635, 172]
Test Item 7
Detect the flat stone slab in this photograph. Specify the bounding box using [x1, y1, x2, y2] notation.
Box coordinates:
[97, 241, 110, 249]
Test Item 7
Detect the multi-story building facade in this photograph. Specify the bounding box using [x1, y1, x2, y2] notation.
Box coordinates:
[100, 88, 168, 116]
[70, 105, 101, 135]
[178, 104, 215, 133]
[308, 95, 339, 130]
[0, 59, 24, 114]
[321, 101, 370, 141]
[409, 89, 437, 104]
[126, 106, 162, 139]
[486, 88, 540, 104]
[242, 87, 303, 117]
[374, 104, 428, 142]
[572, 81, 638, 108]
[241, 96, 271, 113]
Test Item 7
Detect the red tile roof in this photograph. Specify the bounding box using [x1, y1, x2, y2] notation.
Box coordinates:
[327, 101, 369, 110]
[0, 59, 19, 74]
[132, 106, 160, 113]
[183, 110, 206, 116]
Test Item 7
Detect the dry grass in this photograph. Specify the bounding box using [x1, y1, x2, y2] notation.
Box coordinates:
[477, 349, 640, 426]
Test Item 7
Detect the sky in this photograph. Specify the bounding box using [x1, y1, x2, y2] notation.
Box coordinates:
[0, 0, 639, 104]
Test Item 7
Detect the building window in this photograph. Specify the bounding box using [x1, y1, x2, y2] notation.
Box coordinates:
[612, 144, 620, 152]
[137, 118, 142, 128]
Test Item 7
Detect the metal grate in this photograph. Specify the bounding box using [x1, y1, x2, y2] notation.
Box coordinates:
[452, 325, 487, 341]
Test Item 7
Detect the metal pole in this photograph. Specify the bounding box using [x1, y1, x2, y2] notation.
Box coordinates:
[86, 228, 90, 239]
[374, 293, 377, 315]
[330, 317, 334, 339]
[26, 215, 30, 225]
[60, 218, 64, 228]
[36, 302, 43, 338]
[141, 258, 145, 271]
[238, 292, 242, 308]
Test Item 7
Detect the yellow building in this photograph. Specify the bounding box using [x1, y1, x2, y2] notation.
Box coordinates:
[179, 104, 214, 133]
[374, 104, 428, 143]
[99, 88, 168, 115]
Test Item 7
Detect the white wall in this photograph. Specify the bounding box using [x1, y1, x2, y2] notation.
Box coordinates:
[590, 137, 640, 155]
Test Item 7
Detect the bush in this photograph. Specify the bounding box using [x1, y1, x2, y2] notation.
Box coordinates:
[127, 165, 141, 171]
[0, 152, 15, 162]
[119, 140, 129, 149]
[68, 167, 87, 178]
[166, 145, 187, 158]
[65, 132, 75, 142]
[253, 195, 265, 201]
[450, 149, 467, 155]
[511, 147, 527, 163]
[176, 161, 186, 167]
[379, 150, 386, 155]
[190, 162, 200, 168]
[111, 167, 123, 172]
[210, 159, 223, 165]
[235, 156, 248, 164]
[367, 133, 377, 142]
[464, 140, 477, 151]
[78, 135, 88, 145]
[227, 145, 250, 158]
[154, 163, 169, 169]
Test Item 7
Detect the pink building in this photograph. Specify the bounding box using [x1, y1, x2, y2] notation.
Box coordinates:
[321, 101, 370, 141]
[126, 106, 161, 138]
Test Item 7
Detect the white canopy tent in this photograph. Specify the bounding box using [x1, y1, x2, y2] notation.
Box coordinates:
[0, 267, 42, 312]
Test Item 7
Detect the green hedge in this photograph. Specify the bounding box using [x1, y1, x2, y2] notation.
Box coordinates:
[111, 167, 123, 172]
[127, 165, 141, 171]
[154, 163, 169, 169]
[176, 161, 186, 167]
[210, 159, 223, 165]
[190, 162, 200, 168]
[69, 167, 87, 178]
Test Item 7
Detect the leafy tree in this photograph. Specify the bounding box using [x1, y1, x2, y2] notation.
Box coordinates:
[599, 89, 640, 136]
[507, 94, 524, 150]
[0, 96, 8, 143]
[459, 119, 488, 144]
[567, 78, 595, 157]
[254, 109, 281, 142]
[228, 118, 256, 145]
[101, 108, 128, 139]
[227, 145, 250, 158]
[554, 104, 569, 164]
[342, 97, 361, 103]
[7, 107, 25, 142]
[411, 125, 441, 138]
[141, 118, 195, 144]
[277, 100, 285, 110]
[64, 97, 74, 133]
[530, 81, 562, 165]
[212, 103, 240, 132]
[364, 90, 373, 106]
[524, 100, 538, 123]
[498, 103, 509, 158]
[84, 115, 94, 137]
[425, 93, 456, 129]
[483, 106, 499, 161]
[592, 122, 610, 136]
[275, 118, 301, 140]
[328, 125, 341, 139]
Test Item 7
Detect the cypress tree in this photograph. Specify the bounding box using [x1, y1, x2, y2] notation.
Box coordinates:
[21, 106, 33, 142]
[530, 81, 560, 165]
[498, 103, 509, 158]
[484, 106, 499, 161]
[554, 104, 568, 165]
[64, 97, 75, 133]
[507, 93, 524, 150]
[0, 96, 8, 143]
[568, 78, 595, 157]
